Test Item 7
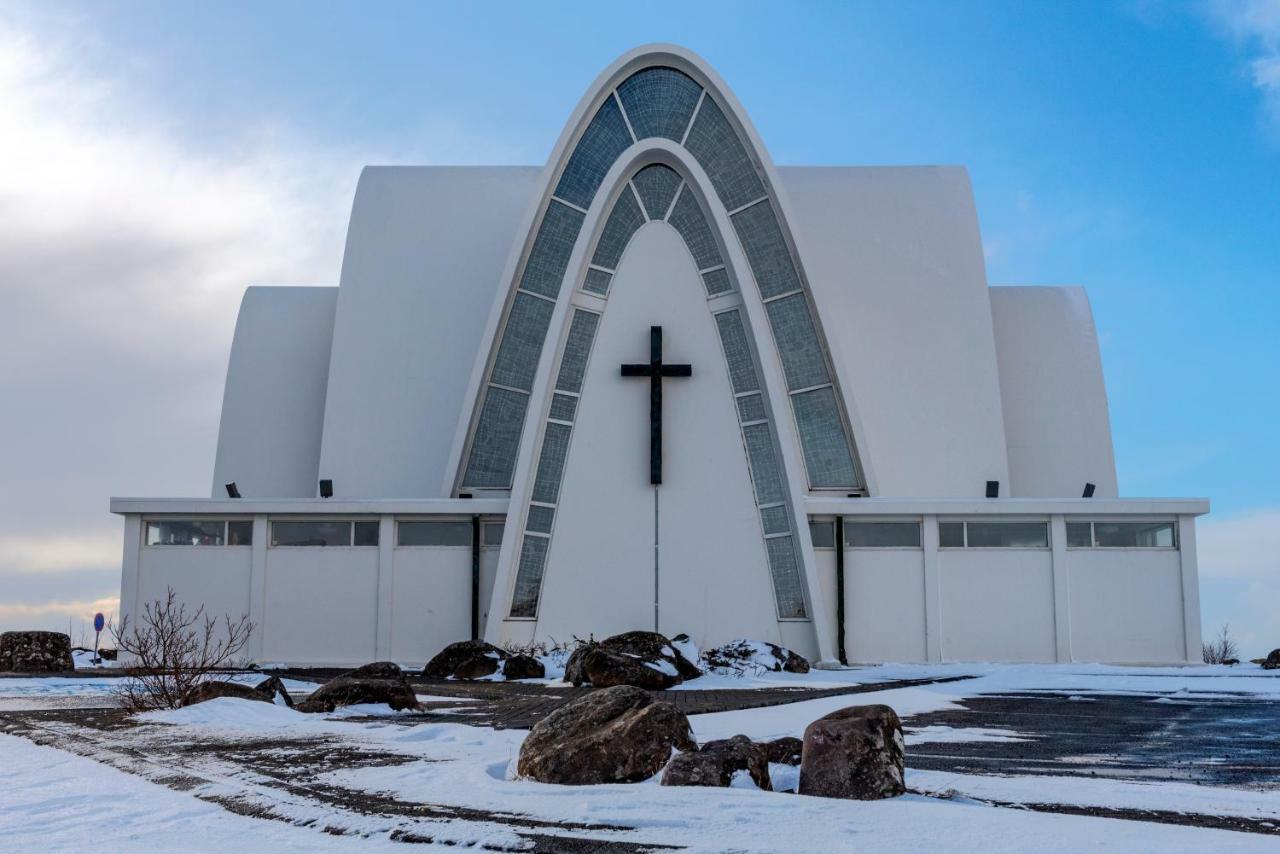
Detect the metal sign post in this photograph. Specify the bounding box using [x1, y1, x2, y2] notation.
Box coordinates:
[93, 611, 105, 665]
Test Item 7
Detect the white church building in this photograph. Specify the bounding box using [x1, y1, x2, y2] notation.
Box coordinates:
[112, 45, 1207, 667]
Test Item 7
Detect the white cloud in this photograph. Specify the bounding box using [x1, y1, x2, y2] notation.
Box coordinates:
[1195, 507, 1280, 657]
[0, 12, 521, 636]
[1204, 0, 1280, 128]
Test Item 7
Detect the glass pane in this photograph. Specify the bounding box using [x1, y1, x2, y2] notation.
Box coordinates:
[766, 535, 807, 619]
[227, 521, 253, 546]
[553, 95, 633, 209]
[736, 393, 767, 424]
[731, 199, 801, 299]
[491, 292, 555, 391]
[555, 310, 600, 394]
[743, 422, 786, 505]
[462, 386, 528, 489]
[482, 522, 505, 546]
[531, 422, 572, 505]
[591, 188, 645, 270]
[808, 521, 835, 549]
[1066, 522, 1093, 548]
[667, 186, 722, 270]
[582, 267, 612, 296]
[765, 292, 829, 391]
[939, 522, 965, 548]
[510, 535, 549, 618]
[616, 67, 702, 143]
[272, 520, 351, 547]
[760, 504, 791, 535]
[846, 521, 921, 548]
[965, 521, 1049, 548]
[146, 520, 226, 546]
[702, 267, 732, 296]
[398, 521, 471, 547]
[715, 310, 760, 394]
[519, 200, 585, 298]
[548, 392, 578, 422]
[791, 387, 859, 489]
[353, 520, 380, 546]
[684, 95, 766, 211]
[631, 163, 683, 219]
[1093, 521, 1176, 548]
[526, 505, 555, 534]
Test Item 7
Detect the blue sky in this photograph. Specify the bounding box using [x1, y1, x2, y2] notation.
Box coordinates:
[0, 1, 1276, 654]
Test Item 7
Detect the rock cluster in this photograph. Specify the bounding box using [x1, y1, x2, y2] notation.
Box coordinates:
[702, 639, 810, 675]
[0, 631, 75, 673]
[1262, 649, 1280, 670]
[564, 631, 701, 689]
[295, 661, 419, 713]
[797, 704, 905, 800]
[182, 675, 294, 707]
[661, 734, 772, 790]
[423, 639, 508, 680]
[518, 685, 695, 784]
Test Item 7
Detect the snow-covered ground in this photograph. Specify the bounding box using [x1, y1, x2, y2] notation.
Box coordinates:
[2, 663, 1278, 852]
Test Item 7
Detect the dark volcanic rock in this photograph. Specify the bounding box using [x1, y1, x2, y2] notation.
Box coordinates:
[295, 677, 419, 713]
[563, 631, 699, 688]
[582, 646, 680, 690]
[661, 734, 772, 790]
[255, 675, 295, 707]
[0, 631, 75, 673]
[563, 643, 594, 686]
[798, 704, 905, 800]
[341, 661, 405, 681]
[600, 631, 701, 681]
[502, 654, 546, 680]
[423, 640, 507, 679]
[518, 685, 695, 784]
[764, 736, 804, 765]
[1263, 649, 1280, 670]
[182, 680, 273, 706]
[454, 653, 502, 680]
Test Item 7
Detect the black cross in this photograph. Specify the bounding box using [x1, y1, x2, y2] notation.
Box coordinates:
[621, 326, 691, 485]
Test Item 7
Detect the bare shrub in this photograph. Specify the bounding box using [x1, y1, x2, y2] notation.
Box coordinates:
[1202, 624, 1239, 665]
[113, 587, 254, 711]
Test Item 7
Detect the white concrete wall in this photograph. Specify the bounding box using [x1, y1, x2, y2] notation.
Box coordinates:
[1068, 548, 1185, 663]
[137, 544, 253, 633]
[318, 166, 542, 498]
[212, 287, 338, 498]
[939, 547, 1057, 662]
[990, 286, 1118, 498]
[847, 550, 929, 663]
[778, 166, 1011, 497]
[389, 545, 472, 664]
[261, 546, 380, 665]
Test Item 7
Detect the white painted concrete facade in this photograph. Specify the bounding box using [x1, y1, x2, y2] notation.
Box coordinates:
[113, 45, 1207, 666]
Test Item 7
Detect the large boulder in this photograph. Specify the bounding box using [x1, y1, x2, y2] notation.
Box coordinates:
[798, 704, 905, 800]
[583, 646, 680, 690]
[423, 640, 507, 679]
[182, 680, 274, 707]
[518, 685, 695, 784]
[502, 654, 546, 680]
[341, 661, 405, 681]
[0, 631, 75, 673]
[661, 734, 772, 790]
[764, 736, 804, 765]
[295, 677, 419, 713]
[563, 631, 700, 688]
[600, 631, 701, 681]
[1262, 649, 1280, 670]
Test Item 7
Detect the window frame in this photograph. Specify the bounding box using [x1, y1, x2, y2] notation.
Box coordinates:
[843, 518, 923, 550]
[937, 518, 1052, 550]
[1064, 518, 1179, 550]
[142, 518, 253, 547]
[395, 518, 474, 548]
[267, 518, 381, 548]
